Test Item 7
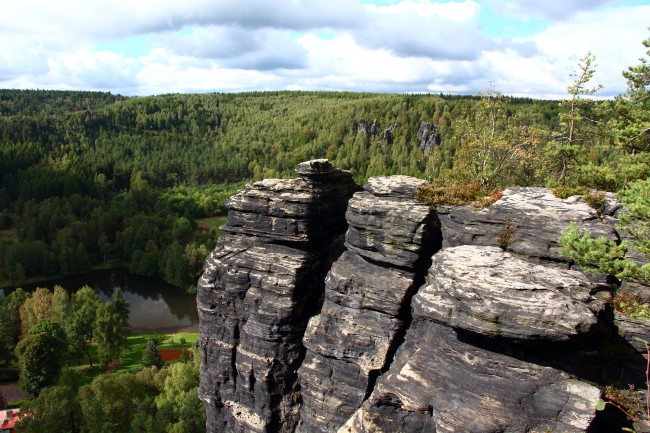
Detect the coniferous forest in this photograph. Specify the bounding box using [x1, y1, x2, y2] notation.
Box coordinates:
[0, 75, 648, 289]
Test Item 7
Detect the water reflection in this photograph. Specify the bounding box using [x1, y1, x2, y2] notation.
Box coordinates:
[2, 269, 199, 332]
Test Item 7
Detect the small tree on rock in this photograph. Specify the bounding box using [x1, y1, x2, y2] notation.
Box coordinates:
[614, 28, 650, 154]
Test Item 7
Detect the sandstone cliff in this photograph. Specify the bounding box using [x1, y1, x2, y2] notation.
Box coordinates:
[198, 160, 648, 433]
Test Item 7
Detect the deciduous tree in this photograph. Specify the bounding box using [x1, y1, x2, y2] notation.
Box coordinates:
[15, 323, 66, 395]
[14, 385, 81, 433]
[451, 87, 543, 187]
[66, 286, 101, 367]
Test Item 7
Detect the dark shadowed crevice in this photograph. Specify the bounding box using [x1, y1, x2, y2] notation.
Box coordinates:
[231, 322, 239, 389]
[364, 211, 443, 401]
[263, 233, 349, 433]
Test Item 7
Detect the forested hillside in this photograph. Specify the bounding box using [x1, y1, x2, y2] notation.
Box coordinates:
[0, 40, 648, 289]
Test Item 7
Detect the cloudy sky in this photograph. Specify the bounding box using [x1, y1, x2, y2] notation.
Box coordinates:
[1, 0, 648, 98]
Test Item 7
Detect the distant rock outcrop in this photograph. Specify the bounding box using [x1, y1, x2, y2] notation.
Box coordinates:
[382, 125, 395, 144]
[356, 119, 368, 134]
[416, 120, 440, 152]
[369, 120, 378, 141]
[198, 161, 647, 433]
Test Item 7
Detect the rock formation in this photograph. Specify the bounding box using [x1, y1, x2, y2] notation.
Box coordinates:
[357, 119, 368, 134]
[382, 125, 394, 144]
[341, 246, 605, 433]
[198, 160, 647, 433]
[417, 120, 440, 152]
[197, 160, 360, 433]
[437, 187, 618, 266]
[369, 120, 378, 141]
[296, 175, 440, 433]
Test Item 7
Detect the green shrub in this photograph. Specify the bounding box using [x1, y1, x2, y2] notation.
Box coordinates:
[612, 291, 650, 319]
[551, 186, 587, 199]
[558, 222, 635, 281]
[582, 190, 606, 215]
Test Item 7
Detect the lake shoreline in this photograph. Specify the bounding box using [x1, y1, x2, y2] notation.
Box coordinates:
[2, 268, 199, 331]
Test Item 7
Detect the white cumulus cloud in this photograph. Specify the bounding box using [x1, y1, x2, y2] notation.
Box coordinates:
[0, 0, 648, 97]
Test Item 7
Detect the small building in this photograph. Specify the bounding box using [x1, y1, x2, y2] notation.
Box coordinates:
[0, 409, 20, 433]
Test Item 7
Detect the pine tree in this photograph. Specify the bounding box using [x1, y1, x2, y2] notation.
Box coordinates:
[546, 52, 602, 185]
[141, 339, 164, 368]
[614, 28, 650, 154]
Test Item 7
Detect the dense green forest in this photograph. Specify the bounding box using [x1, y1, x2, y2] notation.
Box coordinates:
[0, 36, 649, 289]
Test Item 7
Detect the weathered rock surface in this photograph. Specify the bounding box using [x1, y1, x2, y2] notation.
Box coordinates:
[198, 160, 359, 433]
[416, 245, 606, 340]
[417, 120, 440, 152]
[296, 176, 441, 433]
[437, 187, 618, 266]
[199, 166, 644, 433]
[345, 176, 438, 269]
[341, 246, 604, 433]
[614, 311, 650, 354]
[341, 324, 601, 433]
[223, 159, 358, 243]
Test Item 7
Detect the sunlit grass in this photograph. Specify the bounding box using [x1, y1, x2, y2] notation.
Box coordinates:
[196, 215, 227, 235]
[68, 331, 200, 381]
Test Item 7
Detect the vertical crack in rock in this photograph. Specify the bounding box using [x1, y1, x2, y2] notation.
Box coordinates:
[198, 160, 360, 433]
[341, 245, 610, 433]
[296, 175, 442, 433]
[363, 214, 440, 402]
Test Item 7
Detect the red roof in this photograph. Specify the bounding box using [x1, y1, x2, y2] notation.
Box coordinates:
[0, 409, 20, 432]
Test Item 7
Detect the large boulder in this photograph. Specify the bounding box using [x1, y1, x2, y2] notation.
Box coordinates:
[415, 245, 607, 340]
[341, 324, 601, 433]
[341, 245, 605, 433]
[437, 187, 618, 266]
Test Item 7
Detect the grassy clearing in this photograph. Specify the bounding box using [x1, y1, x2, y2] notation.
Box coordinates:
[68, 331, 200, 383]
[117, 331, 200, 373]
[196, 215, 227, 235]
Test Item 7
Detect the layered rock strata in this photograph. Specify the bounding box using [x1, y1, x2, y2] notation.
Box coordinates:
[199, 164, 645, 433]
[437, 187, 618, 266]
[197, 159, 359, 433]
[341, 246, 604, 433]
[296, 176, 441, 433]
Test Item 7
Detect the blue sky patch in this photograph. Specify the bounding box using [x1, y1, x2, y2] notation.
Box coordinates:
[96, 34, 153, 57]
[479, 5, 548, 39]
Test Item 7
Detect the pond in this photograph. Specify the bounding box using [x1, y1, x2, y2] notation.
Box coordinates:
[2, 269, 199, 332]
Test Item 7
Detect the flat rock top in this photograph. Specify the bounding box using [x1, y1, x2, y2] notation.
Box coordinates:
[492, 187, 599, 221]
[364, 175, 427, 198]
[413, 245, 601, 340]
[295, 159, 346, 177]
